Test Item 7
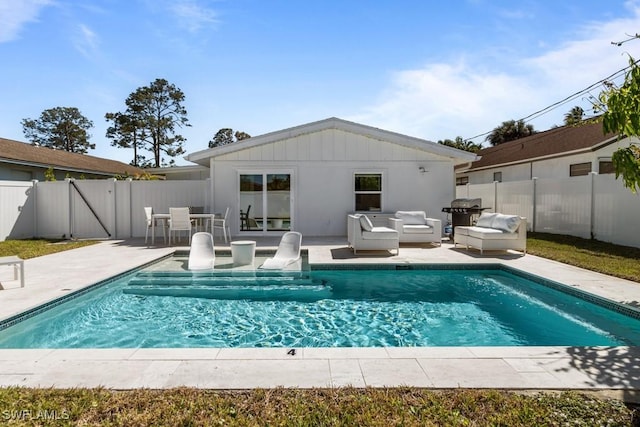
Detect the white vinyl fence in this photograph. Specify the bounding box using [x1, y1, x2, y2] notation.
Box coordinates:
[0, 179, 210, 241]
[457, 173, 640, 248]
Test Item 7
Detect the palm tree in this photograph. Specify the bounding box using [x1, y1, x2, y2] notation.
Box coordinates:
[485, 120, 536, 146]
[563, 106, 584, 126]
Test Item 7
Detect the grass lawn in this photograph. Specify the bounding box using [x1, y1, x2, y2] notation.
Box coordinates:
[527, 232, 640, 283]
[0, 235, 638, 424]
[0, 239, 97, 259]
[0, 388, 635, 426]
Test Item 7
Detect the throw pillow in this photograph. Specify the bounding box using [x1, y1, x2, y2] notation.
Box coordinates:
[359, 215, 374, 231]
[476, 212, 497, 228]
[491, 214, 521, 233]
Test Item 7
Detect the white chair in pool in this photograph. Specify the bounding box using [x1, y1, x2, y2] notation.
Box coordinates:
[260, 231, 302, 270]
[169, 207, 192, 245]
[188, 232, 215, 270]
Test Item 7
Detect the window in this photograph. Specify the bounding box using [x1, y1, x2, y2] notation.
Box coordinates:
[570, 162, 592, 176]
[354, 173, 382, 211]
[599, 160, 615, 174]
[456, 176, 469, 185]
[493, 172, 502, 182]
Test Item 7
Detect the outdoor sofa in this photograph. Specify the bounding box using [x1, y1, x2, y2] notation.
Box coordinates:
[454, 212, 526, 255]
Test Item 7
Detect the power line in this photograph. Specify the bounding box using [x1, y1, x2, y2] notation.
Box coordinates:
[464, 60, 637, 143]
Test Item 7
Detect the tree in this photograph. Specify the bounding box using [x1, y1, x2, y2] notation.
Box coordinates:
[105, 111, 150, 167]
[208, 128, 251, 148]
[564, 106, 585, 126]
[437, 136, 482, 153]
[22, 107, 95, 153]
[485, 119, 536, 146]
[124, 78, 190, 167]
[598, 55, 640, 193]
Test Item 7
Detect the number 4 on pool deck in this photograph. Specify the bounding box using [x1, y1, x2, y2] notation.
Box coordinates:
[287, 348, 296, 356]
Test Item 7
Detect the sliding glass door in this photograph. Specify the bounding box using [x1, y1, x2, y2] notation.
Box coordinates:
[239, 172, 292, 233]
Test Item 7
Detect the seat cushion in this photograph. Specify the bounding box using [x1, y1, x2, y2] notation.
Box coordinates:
[454, 226, 471, 236]
[402, 224, 433, 234]
[362, 227, 399, 240]
[467, 226, 518, 240]
[395, 211, 426, 225]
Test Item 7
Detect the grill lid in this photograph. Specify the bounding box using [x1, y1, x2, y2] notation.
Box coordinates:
[450, 198, 481, 208]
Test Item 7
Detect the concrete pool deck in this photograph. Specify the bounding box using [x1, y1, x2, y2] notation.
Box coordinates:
[0, 237, 639, 396]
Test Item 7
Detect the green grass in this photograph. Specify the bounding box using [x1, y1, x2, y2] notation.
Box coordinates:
[527, 232, 640, 283]
[0, 239, 97, 259]
[0, 388, 635, 426]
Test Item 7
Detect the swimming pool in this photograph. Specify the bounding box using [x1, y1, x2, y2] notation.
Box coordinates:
[1, 259, 639, 348]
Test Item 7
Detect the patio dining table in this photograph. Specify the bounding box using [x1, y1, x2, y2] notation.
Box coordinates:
[150, 212, 219, 245]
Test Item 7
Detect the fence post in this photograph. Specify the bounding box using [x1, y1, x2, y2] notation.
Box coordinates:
[67, 178, 73, 239]
[127, 178, 133, 238]
[32, 180, 38, 238]
[589, 171, 597, 240]
[532, 177, 537, 232]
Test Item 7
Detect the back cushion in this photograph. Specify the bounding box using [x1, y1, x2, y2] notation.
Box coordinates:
[359, 215, 374, 231]
[476, 212, 498, 228]
[395, 211, 426, 225]
[491, 214, 521, 233]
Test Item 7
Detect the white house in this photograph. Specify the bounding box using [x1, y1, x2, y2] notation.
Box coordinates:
[456, 121, 631, 185]
[185, 117, 476, 237]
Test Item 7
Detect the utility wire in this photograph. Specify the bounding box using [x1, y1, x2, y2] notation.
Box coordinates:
[464, 59, 638, 143]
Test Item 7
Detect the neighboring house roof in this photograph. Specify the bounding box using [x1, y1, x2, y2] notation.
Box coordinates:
[185, 117, 478, 166]
[0, 137, 144, 177]
[458, 120, 618, 172]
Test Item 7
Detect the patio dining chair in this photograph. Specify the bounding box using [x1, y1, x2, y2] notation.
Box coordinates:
[168, 207, 192, 245]
[144, 207, 166, 245]
[240, 205, 252, 231]
[211, 207, 231, 243]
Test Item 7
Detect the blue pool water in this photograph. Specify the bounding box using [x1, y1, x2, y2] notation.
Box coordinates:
[1, 265, 639, 348]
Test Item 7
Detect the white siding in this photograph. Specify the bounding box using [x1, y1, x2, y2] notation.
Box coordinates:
[211, 128, 455, 236]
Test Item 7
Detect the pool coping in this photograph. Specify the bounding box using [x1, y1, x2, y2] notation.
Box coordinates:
[0, 238, 639, 393]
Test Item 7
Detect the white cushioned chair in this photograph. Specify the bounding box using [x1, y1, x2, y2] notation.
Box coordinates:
[347, 214, 399, 255]
[454, 212, 526, 255]
[388, 211, 442, 246]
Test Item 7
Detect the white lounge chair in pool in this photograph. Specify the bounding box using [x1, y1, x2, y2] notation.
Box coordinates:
[188, 232, 215, 270]
[260, 231, 302, 270]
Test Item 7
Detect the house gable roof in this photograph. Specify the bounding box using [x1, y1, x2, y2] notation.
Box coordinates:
[0, 137, 144, 177]
[186, 117, 477, 166]
[459, 120, 618, 172]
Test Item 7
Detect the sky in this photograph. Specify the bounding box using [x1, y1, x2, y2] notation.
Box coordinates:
[2, 0, 640, 166]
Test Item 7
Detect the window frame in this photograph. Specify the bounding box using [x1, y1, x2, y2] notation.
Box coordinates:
[353, 172, 383, 212]
[598, 159, 615, 175]
[569, 162, 592, 177]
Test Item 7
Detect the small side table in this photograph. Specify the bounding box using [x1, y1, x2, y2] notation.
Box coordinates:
[230, 240, 256, 265]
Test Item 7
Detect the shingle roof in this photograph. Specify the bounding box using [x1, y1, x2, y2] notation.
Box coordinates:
[0, 137, 144, 176]
[461, 121, 618, 171]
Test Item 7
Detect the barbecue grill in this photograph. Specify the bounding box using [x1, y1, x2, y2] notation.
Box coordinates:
[442, 198, 487, 237]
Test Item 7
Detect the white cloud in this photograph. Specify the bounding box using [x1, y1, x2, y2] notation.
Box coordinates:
[73, 23, 99, 58]
[0, 0, 53, 43]
[355, 1, 640, 144]
[169, 0, 219, 34]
